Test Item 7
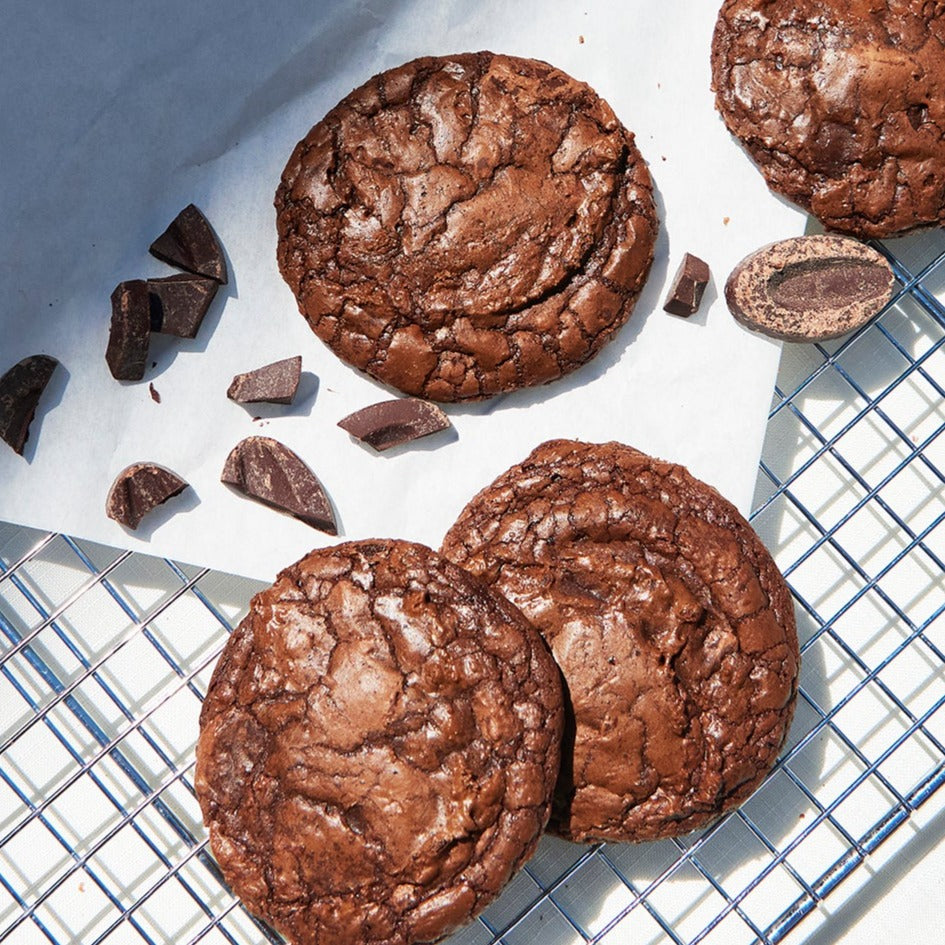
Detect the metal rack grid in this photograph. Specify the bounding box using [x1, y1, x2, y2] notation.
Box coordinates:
[1, 230, 944, 945]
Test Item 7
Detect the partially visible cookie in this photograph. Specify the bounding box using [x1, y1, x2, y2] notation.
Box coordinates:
[442, 440, 799, 843]
[275, 51, 657, 402]
[195, 539, 563, 945]
[711, 1, 945, 239]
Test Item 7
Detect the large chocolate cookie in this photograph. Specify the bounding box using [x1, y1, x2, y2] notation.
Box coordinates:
[195, 539, 563, 945]
[275, 52, 657, 402]
[441, 440, 799, 843]
[711, 1, 945, 239]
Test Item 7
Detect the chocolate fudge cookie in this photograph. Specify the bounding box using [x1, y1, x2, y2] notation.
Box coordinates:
[711, 1, 945, 239]
[275, 52, 657, 402]
[441, 440, 798, 843]
[195, 539, 563, 945]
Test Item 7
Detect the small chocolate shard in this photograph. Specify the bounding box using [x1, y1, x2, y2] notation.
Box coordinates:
[149, 383, 161, 404]
[106, 281, 151, 381]
[221, 436, 337, 534]
[149, 204, 227, 284]
[105, 463, 189, 530]
[227, 356, 302, 405]
[148, 273, 219, 338]
[0, 355, 59, 455]
[338, 398, 451, 451]
[725, 235, 896, 341]
[663, 253, 711, 317]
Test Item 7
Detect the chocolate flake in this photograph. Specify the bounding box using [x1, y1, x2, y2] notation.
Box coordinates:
[106, 281, 151, 381]
[221, 436, 337, 534]
[149, 383, 161, 404]
[106, 463, 189, 530]
[663, 253, 711, 317]
[338, 398, 451, 451]
[0, 355, 59, 455]
[149, 204, 227, 284]
[148, 273, 219, 338]
[227, 356, 302, 405]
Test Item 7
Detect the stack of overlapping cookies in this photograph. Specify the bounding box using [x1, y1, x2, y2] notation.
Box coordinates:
[195, 2, 945, 942]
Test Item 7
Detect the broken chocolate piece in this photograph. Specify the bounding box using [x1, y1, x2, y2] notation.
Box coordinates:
[227, 356, 301, 405]
[148, 273, 219, 338]
[725, 235, 896, 342]
[0, 355, 59, 455]
[221, 436, 336, 534]
[105, 463, 189, 530]
[663, 253, 711, 316]
[106, 281, 151, 381]
[338, 398, 451, 451]
[149, 204, 227, 284]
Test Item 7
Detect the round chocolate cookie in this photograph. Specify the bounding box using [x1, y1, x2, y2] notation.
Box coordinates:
[711, 1, 945, 239]
[441, 440, 799, 843]
[275, 52, 657, 402]
[195, 539, 563, 945]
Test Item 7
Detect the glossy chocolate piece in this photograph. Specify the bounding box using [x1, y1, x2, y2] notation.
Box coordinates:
[148, 273, 219, 338]
[221, 436, 336, 534]
[149, 204, 227, 284]
[227, 356, 301, 404]
[106, 280, 151, 381]
[105, 463, 189, 530]
[663, 253, 711, 317]
[725, 235, 895, 341]
[338, 398, 451, 451]
[0, 355, 59, 455]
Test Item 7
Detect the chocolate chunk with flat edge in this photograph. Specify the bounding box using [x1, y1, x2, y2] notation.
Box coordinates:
[106, 281, 151, 381]
[221, 436, 336, 534]
[338, 398, 451, 451]
[106, 463, 189, 530]
[725, 235, 895, 341]
[227, 356, 301, 404]
[0, 355, 59, 455]
[149, 204, 227, 284]
[148, 273, 219, 338]
[663, 253, 711, 317]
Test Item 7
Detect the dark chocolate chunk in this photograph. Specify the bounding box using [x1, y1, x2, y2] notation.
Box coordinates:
[106, 281, 151, 381]
[663, 253, 711, 317]
[147, 273, 219, 338]
[105, 463, 189, 530]
[725, 235, 896, 341]
[221, 436, 336, 534]
[0, 355, 59, 455]
[149, 204, 227, 284]
[338, 398, 451, 451]
[227, 356, 301, 405]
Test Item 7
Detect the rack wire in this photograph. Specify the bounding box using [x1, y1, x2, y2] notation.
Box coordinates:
[2, 230, 944, 945]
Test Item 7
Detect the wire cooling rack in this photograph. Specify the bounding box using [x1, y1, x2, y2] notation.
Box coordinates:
[2, 231, 944, 945]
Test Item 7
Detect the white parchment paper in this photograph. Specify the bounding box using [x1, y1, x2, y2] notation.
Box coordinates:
[0, 0, 806, 581]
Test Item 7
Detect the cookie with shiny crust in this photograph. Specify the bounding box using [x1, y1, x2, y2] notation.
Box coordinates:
[441, 440, 799, 843]
[195, 539, 563, 945]
[275, 51, 657, 402]
[711, 0, 945, 239]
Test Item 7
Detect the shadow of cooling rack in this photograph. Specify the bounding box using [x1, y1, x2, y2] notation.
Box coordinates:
[1, 230, 944, 945]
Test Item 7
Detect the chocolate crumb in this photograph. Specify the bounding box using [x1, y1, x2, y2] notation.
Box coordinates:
[338, 398, 452, 451]
[106, 463, 189, 530]
[149, 383, 161, 404]
[221, 436, 336, 534]
[0, 355, 59, 455]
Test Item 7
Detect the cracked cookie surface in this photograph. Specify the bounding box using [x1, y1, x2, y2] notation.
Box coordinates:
[711, 0, 945, 239]
[195, 539, 563, 945]
[441, 440, 799, 843]
[275, 52, 657, 401]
